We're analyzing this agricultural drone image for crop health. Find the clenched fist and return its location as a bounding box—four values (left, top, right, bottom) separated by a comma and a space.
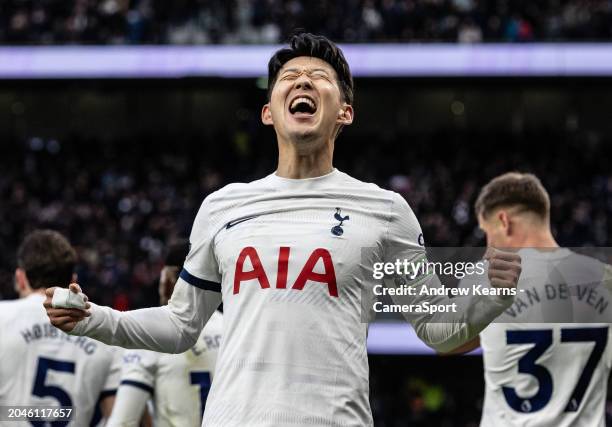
43, 283, 91, 333
485, 248, 522, 289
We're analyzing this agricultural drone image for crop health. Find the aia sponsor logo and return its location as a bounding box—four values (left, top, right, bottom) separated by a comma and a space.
233, 247, 338, 297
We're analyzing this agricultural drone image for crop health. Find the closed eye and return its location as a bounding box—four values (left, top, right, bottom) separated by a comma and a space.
310, 71, 331, 80
280, 73, 300, 80
279, 69, 332, 81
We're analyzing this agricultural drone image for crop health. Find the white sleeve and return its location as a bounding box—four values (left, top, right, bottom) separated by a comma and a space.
68, 196, 223, 353
102, 347, 124, 393
383, 193, 513, 353
105, 385, 150, 427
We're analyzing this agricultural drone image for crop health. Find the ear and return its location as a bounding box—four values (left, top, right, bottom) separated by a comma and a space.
497, 210, 512, 236
14, 268, 29, 294
336, 104, 354, 126
71, 272, 77, 283
261, 103, 273, 126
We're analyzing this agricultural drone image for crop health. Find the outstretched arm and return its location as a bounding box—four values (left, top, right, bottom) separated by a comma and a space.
408, 249, 519, 353
383, 193, 521, 354
44, 194, 224, 353
44, 280, 221, 353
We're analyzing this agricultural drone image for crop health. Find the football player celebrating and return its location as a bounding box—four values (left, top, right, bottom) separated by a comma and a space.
106, 241, 222, 427
44, 33, 521, 426
458, 172, 612, 426
0, 230, 121, 426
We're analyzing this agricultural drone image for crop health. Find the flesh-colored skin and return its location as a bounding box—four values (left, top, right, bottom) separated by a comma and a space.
261, 56, 353, 179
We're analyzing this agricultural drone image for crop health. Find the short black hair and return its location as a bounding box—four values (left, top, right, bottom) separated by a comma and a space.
267, 32, 354, 105
165, 239, 190, 268
17, 230, 77, 289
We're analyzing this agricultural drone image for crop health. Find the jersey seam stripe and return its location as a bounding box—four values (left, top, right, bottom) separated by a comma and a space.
120, 380, 154, 395
180, 269, 221, 292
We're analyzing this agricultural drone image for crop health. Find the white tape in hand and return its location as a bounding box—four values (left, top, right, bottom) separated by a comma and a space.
51, 287, 87, 309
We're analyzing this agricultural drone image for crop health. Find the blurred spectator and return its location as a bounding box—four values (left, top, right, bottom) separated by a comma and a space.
458, 18, 482, 43
2, 0, 612, 45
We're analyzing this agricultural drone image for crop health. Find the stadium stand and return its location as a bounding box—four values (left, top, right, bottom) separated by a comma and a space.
1, 0, 612, 45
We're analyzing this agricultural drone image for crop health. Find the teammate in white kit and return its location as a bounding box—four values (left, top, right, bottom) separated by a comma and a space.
107, 241, 223, 427
0, 230, 121, 427
458, 172, 612, 426
43, 33, 522, 426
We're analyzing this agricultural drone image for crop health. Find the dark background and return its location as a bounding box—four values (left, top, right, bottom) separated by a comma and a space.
2, 0, 611, 44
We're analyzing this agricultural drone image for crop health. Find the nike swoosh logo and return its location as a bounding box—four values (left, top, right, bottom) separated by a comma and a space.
225, 215, 259, 229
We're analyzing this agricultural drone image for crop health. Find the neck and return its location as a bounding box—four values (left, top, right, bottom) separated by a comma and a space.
514, 227, 559, 249
276, 136, 334, 179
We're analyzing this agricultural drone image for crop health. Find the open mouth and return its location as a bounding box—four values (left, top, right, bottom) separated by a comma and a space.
289, 96, 317, 116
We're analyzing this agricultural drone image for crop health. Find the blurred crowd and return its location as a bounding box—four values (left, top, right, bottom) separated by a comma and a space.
0, 128, 610, 308
1, 0, 612, 45
0, 135, 217, 308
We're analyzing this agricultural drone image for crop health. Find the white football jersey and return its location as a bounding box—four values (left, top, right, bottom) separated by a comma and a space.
70, 169, 515, 427
0, 293, 122, 427
475, 249, 612, 426
115, 310, 222, 427
180, 169, 510, 426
